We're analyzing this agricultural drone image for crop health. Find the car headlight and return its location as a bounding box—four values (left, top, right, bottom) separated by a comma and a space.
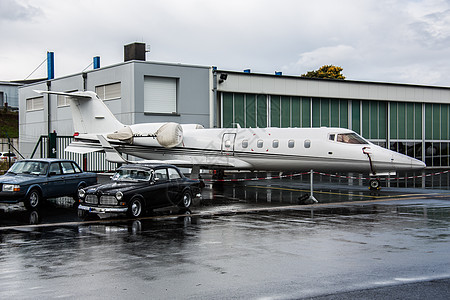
115, 191, 123, 201
2, 184, 20, 192
78, 189, 86, 199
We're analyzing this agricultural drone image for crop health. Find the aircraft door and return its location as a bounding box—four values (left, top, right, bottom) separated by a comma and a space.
221, 133, 236, 156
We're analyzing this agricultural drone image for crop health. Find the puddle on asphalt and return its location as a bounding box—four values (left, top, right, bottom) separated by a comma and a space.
1, 178, 449, 229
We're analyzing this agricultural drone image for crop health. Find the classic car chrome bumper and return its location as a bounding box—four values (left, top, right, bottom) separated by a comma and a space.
78, 204, 128, 214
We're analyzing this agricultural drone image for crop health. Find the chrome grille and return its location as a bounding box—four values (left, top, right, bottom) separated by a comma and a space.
85, 195, 98, 204
100, 195, 118, 205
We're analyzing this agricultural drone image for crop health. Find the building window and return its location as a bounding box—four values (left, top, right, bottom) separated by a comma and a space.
95, 82, 121, 101
57, 95, 69, 107
26, 96, 44, 111
57, 90, 78, 107
144, 76, 177, 114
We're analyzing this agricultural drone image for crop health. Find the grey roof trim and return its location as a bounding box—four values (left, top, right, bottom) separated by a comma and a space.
214, 69, 450, 91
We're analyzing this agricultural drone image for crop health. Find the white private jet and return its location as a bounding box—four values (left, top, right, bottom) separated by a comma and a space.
35, 90, 426, 188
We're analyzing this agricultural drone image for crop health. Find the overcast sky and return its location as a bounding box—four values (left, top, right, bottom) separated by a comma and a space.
1, 0, 450, 86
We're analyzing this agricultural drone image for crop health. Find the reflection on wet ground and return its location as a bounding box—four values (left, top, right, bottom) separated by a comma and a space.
1, 177, 450, 299
1, 176, 450, 227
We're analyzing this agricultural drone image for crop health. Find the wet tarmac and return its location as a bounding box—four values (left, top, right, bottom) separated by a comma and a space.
1, 176, 450, 299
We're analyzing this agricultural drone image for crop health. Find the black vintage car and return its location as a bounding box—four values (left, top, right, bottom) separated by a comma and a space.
78, 164, 203, 218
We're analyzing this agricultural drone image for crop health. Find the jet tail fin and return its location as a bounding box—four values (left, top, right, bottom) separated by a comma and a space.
34, 90, 124, 134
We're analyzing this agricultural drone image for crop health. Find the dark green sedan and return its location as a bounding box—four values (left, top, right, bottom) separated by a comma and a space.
0, 159, 97, 210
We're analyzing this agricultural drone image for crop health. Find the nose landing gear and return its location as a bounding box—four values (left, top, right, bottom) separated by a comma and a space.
363, 146, 382, 191
369, 178, 381, 190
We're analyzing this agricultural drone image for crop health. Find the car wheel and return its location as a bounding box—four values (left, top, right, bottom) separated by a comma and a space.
74, 184, 86, 201
179, 190, 192, 209
25, 189, 41, 210
127, 197, 144, 218
28, 210, 40, 225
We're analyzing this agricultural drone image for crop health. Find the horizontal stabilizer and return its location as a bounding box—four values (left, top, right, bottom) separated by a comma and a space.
97, 135, 129, 164
34, 90, 92, 100
34, 89, 124, 134
65, 144, 102, 154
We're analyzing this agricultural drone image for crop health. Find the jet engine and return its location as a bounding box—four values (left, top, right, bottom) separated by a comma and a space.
154, 122, 183, 148
107, 126, 134, 143
107, 122, 183, 148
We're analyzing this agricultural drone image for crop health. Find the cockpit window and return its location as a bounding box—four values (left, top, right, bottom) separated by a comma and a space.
336, 133, 368, 144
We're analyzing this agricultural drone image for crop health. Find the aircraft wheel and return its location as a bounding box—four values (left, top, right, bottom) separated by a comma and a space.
369, 179, 381, 190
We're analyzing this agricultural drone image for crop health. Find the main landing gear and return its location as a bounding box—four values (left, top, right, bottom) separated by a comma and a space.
212, 169, 225, 181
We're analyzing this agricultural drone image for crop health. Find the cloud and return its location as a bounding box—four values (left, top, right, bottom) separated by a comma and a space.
1, 0, 450, 86
294, 45, 358, 72
0, 0, 41, 22
396, 64, 444, 85
408, 9, 450, 48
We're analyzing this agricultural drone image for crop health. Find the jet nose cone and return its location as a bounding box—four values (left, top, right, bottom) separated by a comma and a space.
391, 151, 426, 171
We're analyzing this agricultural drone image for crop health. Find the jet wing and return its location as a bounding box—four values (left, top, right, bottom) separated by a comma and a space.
132, 159, 196, 167
68, 135, 252, 169
95, 135, 194, 166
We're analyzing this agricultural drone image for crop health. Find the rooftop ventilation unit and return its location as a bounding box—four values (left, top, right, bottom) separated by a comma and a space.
124, 42, 146, 62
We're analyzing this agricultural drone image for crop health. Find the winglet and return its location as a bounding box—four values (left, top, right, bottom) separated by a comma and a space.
97, 135, 130, 164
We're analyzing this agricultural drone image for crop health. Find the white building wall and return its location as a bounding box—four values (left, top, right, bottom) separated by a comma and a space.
18, 61, 211, 158
0, 82, 21, 108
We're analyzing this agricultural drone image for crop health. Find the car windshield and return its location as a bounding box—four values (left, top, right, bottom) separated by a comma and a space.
336, 133, 368, 144
8, 161, 49, 175
112, 168, 152, 182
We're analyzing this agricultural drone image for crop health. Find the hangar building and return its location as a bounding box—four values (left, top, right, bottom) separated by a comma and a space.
215, 70, 450, 169
18, 43, 450, 170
